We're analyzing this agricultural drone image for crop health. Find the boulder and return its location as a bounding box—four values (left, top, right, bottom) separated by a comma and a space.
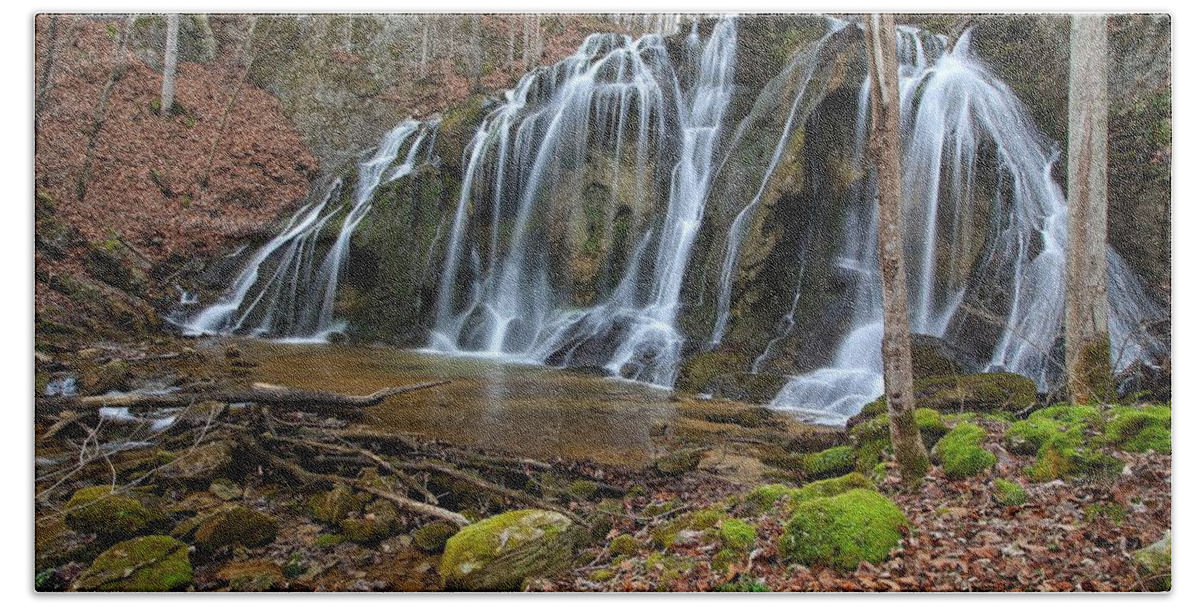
217, 559, 286, 592
931, 422, 997, 479
159, 441, 233, 482
63, 486, 168, 541
654, 448, 705, 475
778, 488, 908, 571
192, 506, 278, 553
1133, 530, 1171, 591
71, 535, 192, 591
440, 509, 579, 591
413, 521, 459, 553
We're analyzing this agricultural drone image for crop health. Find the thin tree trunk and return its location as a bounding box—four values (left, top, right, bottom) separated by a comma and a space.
1065, 14, 1115, 404
419, 22, 430, 78
35, 14, 61, 135
199, 16, 263, 191
469, 14, 483, 93
864, 13, 929, 483
507, 15, 516, 68
77, 15, 133, 202
160, 14, 180, 117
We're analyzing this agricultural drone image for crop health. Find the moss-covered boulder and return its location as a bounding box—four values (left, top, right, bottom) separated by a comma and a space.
1002, 404, 1124, 481
71, 535, 192, 591
654, 448, 705, 475
931, 422, 997, 479
340, 498, 402, 543
217, 559, 286, 592
63, 486, 168, 541
1133, 530, 1171, 591
778, 489, 908, 571
159, 441, 233, 483
1105, 405, 1171, 453
440, 509, 579, 591
800, 445, 856, 481
911, 372, 1038, 414
309, 483, 369, 524
718, 519, 757, 552
192, 506, 278, 553
413, 521, 459, 553
80, 359, 131, 395
787, 472, 873, 506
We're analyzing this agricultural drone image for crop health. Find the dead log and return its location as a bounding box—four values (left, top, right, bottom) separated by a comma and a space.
35, 380, 450, 419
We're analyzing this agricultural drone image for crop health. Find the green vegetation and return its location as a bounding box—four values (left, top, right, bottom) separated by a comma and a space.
992, 479, 1027, 506
71, 536, 192, 592
932, 423, 997, 479
1105, 405, 1171, 453
718, 519, 757, 552
800, 445, 856, 480
779, 489, 908, 571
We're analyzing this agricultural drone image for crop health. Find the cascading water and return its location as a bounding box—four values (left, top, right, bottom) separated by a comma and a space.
429, 18, 738, 387
766, 27, 1166, 423
182, 119, 437, 340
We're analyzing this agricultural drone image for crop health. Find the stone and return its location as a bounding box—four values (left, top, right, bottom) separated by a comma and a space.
71, 535, 192, 591
1133, 530, 1171, 591
193, 506, 278, 553
63, 486, 168, 541
217, 559, 286, 592
440, 509, 579, 591
654, 448, 705, 475
412, 521, 458, 553
931, 423, 997, 479
159, 441, 233, 482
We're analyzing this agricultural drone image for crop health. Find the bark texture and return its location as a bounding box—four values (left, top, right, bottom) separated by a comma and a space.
865, 13, 929, 483
160, 14, 180, 117
1065, 14, 1116, 404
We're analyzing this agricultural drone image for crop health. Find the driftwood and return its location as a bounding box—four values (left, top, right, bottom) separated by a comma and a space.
36, 381, 450, 419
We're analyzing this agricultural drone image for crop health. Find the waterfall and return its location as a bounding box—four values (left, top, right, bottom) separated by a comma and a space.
429, 17, 738, 387
182, 119, 437, 340
766, 27, 1166, 423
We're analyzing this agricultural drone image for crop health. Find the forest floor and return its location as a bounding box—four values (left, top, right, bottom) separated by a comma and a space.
33, 336, 1171, 593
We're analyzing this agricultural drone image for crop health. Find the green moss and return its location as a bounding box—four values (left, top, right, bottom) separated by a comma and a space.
340, 498, 401, 543
854, 438, 891, 474
1030, 403, 1103, 426
71, 535, 192, 592
718, 519, 757, 552
992, 479, 1027, 506
1133, 531, 1171, 591
800, 445, 856, 481
1028, 432, 1122, 482
63, 486, 166, 541
314, 534, 345, 549
676, 351, 750, 394
566, 480, 599, 500
779, 489, 909, 571
915, 408, 949, 446
932, 423, 996, 479
1105, 405, 1171, 453
441, 509, 577, 591
608, 533, 639, 557
787, 472, 873, 508
1004, 417, 1069, 455
1084, 502, 1126, 526
742, 484, 791, 514
912, 372, 1038, 413
641, 498, 681, 518
193, 506, 278, 553
309, 483, 367, 524
714, 579, 771, 592
651, 505, 725, 549
588, 568, 615, 582
413, 521, 459, 553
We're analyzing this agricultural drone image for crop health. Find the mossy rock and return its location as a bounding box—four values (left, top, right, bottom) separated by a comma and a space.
71, 535, 192, 591
193, 506, 278, 553
779, 489, 908, 571
911, 372, 1037, 414
992, 479, 1027, 506
608, 533, 639, 557
340, 498, 402, 543
413, 521, 459, 553
217, 559, 285, 592
440, 509, 579, 591
63, 486, 168, 541
931, 423, 997, 479
309, 483, 368, 524
1133, 530, 1171, 591
800, 445, 856, 481
654, 448, 704, 475
719, 519, 757, 552
1105, 405, 1171, 453
742, 483, 792, 514
1003, 416, 1069, 456
915, 408, 950, 446
651, 505, 726, 549
1028, 433, 1123, 482
565, 480, 599, 500
851, 408, 947, 449
79, 359, 131, 395
787, 472, 873, 508
159, 441, 233, 482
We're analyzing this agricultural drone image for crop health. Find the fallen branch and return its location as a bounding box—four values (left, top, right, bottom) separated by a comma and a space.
36, 380, 451, 418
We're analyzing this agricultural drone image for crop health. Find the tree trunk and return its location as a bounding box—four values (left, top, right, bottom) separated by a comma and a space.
1065, 14, 1115, 404
469, 14, 483, 93
160, 13, 180, 117
34, 14, 61, 136
199, 16, 262, 191
77, 15, 133, 201
864, 13, 929, 483
419, 22, 430, 78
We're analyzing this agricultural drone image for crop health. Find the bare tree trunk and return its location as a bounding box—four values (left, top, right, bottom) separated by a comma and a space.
77, 15, 133, 201
160, 13, 180, 117
419, 22, 430, 78
864, 13, 929, 483
35, 14, 61, 135
199, 16, 263, 191
469, 14, 483, 93
507, 14, 516, 68
1065, 14, 1115, 404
